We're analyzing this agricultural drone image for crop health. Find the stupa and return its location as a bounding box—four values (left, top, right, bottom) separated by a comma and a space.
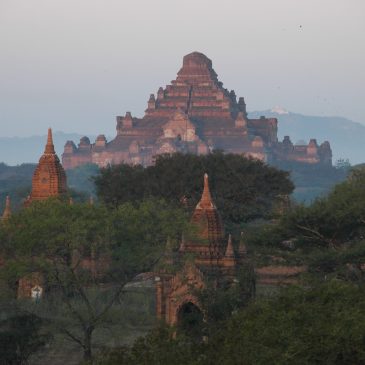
26, 128, 67, 204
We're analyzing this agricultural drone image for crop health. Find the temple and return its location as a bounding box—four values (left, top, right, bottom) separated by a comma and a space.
155, 174, 245, 326
62, 52, 332, 169
26, 128, 67, 205
18, 129, 68, 298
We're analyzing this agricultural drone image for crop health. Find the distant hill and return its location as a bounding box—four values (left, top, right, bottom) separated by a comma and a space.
0, 132, 95, 166
249, 109, 365, 165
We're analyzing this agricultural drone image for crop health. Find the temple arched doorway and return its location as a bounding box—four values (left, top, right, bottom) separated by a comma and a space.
177, 302, 204, 339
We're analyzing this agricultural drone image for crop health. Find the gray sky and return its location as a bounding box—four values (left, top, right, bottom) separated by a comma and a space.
0, 0, 364, 137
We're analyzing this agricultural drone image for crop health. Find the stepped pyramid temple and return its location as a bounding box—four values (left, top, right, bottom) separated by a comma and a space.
25, 128, 67, 205
62, 52, 332, 169
155, 174, 247, 326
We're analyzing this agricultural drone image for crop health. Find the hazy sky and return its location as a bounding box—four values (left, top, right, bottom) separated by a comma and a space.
0, 0, 364, 138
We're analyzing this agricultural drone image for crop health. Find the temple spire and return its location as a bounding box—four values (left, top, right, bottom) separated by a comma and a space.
44, 128, 55, 154
191, 173, 224, 247
225, 234, 234, 258
2, 196, 11, 220
199, 173, 214, 208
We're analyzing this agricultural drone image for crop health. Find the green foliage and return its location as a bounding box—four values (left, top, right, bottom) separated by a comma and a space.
242, 168, 365, 281
211, 281, 365, 365
305, 240, 365, 282
92, 326, 204, 365
1, 199, 188, 279
278, 169, 365, 248
95, 281, 365, 365
0, 198, 188, 361
198, 264, 256, 327
112, 199, 189, 275
0, 312, 50, 365
0, 163, 35, 212
94, 152, 294, 228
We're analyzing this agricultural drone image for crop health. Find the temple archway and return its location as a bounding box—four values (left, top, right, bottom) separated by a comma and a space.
176, 301, 204, 339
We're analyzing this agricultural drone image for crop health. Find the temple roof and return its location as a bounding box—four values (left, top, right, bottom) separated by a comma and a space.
175, 52, 219, 86
183, 52, 213, 68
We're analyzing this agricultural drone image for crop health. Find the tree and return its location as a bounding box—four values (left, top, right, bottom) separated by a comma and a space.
278, 168, 365, 248
209, 281, 365, 365
91, 326, 204, 365
197, 264, 256, 331
93, 281, 365, 365
94, 152, 294, 227
0, 199, 188, 361
0, 312, 49, 365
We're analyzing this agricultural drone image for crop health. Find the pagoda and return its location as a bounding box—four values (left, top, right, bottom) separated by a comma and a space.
155, 174, 243, 326
26, 128, 67, 204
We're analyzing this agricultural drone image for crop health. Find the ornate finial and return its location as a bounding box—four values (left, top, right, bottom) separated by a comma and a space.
2, 196, 11, 220
200, 173, 213, 208
239, 232, 247, 256
45, 128, 55, 154
225, 234, 234, 258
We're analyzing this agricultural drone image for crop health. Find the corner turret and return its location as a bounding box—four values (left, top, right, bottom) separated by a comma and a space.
225, 234, 235, 258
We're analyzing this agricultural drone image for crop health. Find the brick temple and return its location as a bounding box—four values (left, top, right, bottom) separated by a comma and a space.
25, 128, 67, 205
155, 174, 247, 326
62, 52, 332, 169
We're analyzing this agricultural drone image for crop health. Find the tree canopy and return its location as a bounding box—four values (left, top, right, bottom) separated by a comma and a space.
0, 198, 189, 361
93, 281, 365, 365
274, 167, 365, 248
94, 152, 294, 227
